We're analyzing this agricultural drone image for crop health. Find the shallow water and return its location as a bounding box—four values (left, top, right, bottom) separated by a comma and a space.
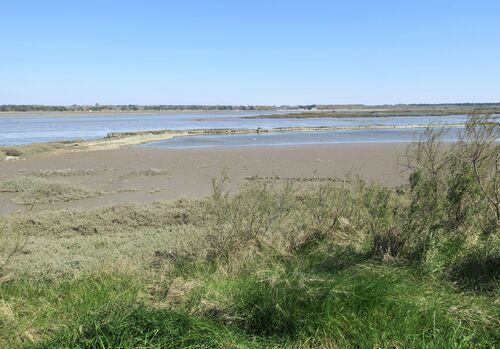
0, 111, 468, 146
140, 127, 463, 149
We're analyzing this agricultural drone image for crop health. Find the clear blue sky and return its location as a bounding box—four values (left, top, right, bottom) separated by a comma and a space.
1, 0, 499, 105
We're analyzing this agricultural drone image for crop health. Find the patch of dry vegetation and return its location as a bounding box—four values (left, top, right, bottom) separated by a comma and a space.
0, 177, 103, 205
1, 200, 205, 279
0, 219, 25, 281
30, 168, 108, 177
0, 141, 80, 159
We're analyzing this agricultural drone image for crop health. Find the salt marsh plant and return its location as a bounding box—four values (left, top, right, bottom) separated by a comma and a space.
0, 176, 103, 205
0, 217, 25, 280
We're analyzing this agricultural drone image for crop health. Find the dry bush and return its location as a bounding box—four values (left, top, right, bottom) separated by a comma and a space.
287, 180, 367, 251
202, 176, 297, 262
164, 174, 374, 270
0, 141, 78, 158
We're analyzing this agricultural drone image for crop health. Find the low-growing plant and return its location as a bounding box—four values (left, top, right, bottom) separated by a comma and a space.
0, 218, 25, 280
0, 176, 102, 205
1, 147, 22, 157
36, 304, 259, 349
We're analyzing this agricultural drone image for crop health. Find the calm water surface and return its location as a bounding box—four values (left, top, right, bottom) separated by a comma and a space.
140, 127, 463, 149
0, 111, 469, 146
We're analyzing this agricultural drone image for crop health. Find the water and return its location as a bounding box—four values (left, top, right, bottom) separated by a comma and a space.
0, 111, 469, 146
140, 127, 463, 149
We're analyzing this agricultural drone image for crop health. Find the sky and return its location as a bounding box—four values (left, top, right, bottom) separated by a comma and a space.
0, 0, 499, 105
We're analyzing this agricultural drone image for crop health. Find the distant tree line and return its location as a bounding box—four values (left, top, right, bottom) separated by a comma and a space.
1, 103, 498, 113
0, 104, 281, 112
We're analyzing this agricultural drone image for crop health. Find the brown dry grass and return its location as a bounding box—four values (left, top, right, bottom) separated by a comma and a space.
0, 177, 103, 205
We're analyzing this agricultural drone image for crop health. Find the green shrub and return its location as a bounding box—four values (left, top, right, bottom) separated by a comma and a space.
374, 115, 499, 281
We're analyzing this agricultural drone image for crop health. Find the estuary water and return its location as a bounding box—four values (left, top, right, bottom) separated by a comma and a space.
140, 127, 463, 149
0, 111, 469, 146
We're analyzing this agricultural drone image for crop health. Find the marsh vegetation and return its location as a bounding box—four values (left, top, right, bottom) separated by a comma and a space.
0, 115, 498, 348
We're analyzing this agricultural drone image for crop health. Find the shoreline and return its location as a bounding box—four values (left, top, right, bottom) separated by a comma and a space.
0, 123, 466, 158
245, 110, 500, 119
0, 109, 280, 115
0, 142, 408, 214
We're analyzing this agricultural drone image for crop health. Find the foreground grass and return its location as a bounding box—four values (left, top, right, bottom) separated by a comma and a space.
0, 272, 261, 348
1, 261, 498, 348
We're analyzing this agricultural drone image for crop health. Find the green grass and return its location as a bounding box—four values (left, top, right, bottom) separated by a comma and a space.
0, 271, 261, 348
34, 306, 261, 349
0, 272, 141, 348
1, 261, 497, 348
172, 251, 498, 347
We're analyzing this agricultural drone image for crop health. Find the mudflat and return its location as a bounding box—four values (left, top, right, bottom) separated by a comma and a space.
0, 143, 406, 214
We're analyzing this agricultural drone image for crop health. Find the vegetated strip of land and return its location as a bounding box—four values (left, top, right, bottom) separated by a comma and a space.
245, 106, 500, 119
0, 123, 467, 159
1, 102, 499, 113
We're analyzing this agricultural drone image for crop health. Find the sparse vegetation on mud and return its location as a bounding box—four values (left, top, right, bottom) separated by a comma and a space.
0, 177, 103, 205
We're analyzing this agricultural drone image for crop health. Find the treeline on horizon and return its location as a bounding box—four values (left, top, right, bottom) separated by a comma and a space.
1, 102, 500, 112
0, 104, 276, 112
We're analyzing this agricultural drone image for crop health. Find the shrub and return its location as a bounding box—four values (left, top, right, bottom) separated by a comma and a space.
2, 148, 22, 157
374, 114, 499, 285
202, 176, 296, 263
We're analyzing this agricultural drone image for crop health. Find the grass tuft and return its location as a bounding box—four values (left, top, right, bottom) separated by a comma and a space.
0, 177, 102, 205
